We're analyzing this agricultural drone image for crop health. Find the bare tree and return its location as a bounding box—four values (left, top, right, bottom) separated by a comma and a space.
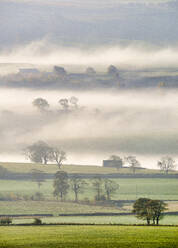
70, 176, 86, 202
53, 171, 69, 201
104, 179, 119, 200
157, 156, 176, 174
92, 177, 104, 201
32, 98, 49, 112
125, 156, 140, 174
51, 148, 66, 169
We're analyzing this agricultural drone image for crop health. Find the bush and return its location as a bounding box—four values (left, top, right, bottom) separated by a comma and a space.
32, 192, 44, 201
0, 217, 12, 225
33, 218, 42, 225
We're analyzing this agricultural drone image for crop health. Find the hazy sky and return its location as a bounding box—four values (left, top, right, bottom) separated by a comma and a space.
1, 0, 178, 49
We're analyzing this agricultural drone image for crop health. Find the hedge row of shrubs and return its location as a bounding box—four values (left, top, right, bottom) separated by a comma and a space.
0, 192, 44, 201
0, 217, 43, 225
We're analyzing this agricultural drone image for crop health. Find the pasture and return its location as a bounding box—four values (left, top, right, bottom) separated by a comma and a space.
0, 162, 172, 174
0, 178, 178, 201
0, 226, 178, 248
11, 214, 178, 225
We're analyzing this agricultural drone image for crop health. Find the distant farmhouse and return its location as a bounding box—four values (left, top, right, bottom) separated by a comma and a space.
103, 159, 123, 168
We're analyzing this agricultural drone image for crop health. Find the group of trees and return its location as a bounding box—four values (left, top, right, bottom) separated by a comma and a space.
108, 155, 140, 173
133, 198, 167, 225
157, 156, 176, 174
109, 154, 176, 174
25, 141, 66, 168
53, 65, 119, 78
53, 171, 119, 202
32, 96, 79, 113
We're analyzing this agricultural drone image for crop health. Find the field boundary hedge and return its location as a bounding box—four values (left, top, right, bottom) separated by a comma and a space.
0, 212, 177, 218
1, 172, 178, 180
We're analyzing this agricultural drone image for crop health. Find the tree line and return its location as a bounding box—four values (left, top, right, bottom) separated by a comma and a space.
32, 96, 80, 113
107, 154, 177, 174
53, 171, 119, 202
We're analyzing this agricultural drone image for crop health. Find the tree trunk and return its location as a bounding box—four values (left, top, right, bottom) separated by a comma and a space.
156, 217, 159, 225
75, 191, 78, 202
152, 218, 155, 225
147, 218, 150, 225
43, 157, 48, 165
57, 162, 62, 169
106, 191, 110, 201
60, 192, 63, 201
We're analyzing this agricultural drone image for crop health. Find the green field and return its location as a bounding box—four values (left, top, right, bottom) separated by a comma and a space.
0, 201, 125, 215
11, 215, 178, 225
0, 226, 178, 248
0, 178, 177, 201
0, 162, 174, 174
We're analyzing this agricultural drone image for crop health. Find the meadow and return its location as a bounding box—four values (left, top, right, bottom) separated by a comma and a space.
0, 162, 173, 174
0, 178, 177, 201
12, 214, 178, 225
0, 226, 178, 248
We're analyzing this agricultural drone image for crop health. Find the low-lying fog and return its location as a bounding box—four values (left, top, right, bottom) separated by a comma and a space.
0, 88, 177, 169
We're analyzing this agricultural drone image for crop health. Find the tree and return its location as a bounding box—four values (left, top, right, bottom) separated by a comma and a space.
31, 169, 45, 190
53, 66, 67, 77
92, 177, 104, 201
157, 156, 176, 174
69, 96, 78, 109
149, 200, 167, 225
32, 98, 49, 112
107, 65, 119, 78
86, 67, 96, 76
125, 156, 140, 174
104, 179, 119, 200
133, 198, 153, 225
133, 198, 167, 225
50, 148, 66, 169
59, 98, 69, 111
25, 141, 53, 165
109, 155, 123, 170
53, 171, 69, 201
70, 176, 86, 202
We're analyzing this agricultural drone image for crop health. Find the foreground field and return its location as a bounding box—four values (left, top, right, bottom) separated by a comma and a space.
0, 226, 178, 248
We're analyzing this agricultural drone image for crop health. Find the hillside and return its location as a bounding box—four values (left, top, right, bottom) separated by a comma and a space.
0, 162, 176, 175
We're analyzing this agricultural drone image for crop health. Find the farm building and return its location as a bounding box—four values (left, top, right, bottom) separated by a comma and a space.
103, 159, 123, 168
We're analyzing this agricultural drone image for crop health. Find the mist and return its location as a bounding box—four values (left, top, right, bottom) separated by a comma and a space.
0, 88, 177, 168
1, 41, 178, 75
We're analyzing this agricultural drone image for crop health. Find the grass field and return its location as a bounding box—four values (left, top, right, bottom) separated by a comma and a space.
0, 201, 125, 215
11, 215, 178, 225
0, 200, 177, 215
0, 178, 177, 201
0, 226, 178, 248
0, 161, 174, 174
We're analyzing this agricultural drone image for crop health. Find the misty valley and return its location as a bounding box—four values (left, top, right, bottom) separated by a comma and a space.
0, 1, 178, 247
